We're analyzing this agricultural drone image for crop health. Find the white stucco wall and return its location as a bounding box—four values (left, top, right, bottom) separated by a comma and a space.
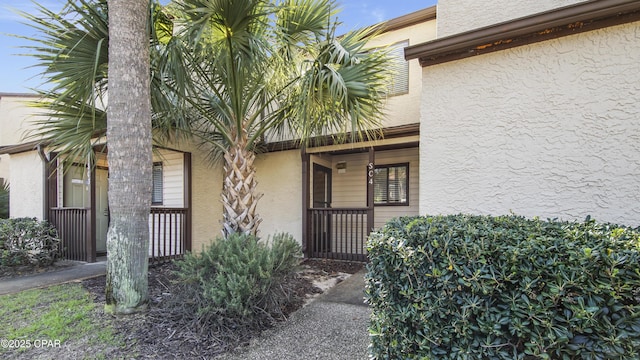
0, 93, 42, 185
436, 0, 586, 37
255, 150, 302, 243
420, 21, 640, 227
8, 151, 44, 219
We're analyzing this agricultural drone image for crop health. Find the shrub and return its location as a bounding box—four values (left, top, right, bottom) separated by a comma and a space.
366, 214, 640, 360
171, 232, 302, 333
0, 217, 60, 268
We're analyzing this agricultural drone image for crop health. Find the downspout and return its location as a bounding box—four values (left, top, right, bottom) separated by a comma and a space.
37, 144, 49, 221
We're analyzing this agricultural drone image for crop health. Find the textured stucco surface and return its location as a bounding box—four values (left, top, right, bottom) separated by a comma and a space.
437, 0, 586, 37
255, 150, 302, 243
9, 151, 44, 219
420, 22, 640, 226
0, 94, 42, 186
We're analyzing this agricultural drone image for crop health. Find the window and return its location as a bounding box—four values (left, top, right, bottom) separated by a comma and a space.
152, 162, 163, 205
373, 163, 409, 205
388, 40, 409, 96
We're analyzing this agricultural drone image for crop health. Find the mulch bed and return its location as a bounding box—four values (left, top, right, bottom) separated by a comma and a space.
80, 258, 364, 359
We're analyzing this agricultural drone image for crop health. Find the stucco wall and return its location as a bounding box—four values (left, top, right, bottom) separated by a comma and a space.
436, 0, 586, 37
162, 139, 224, 252
420, 21, 640, 227
0, 93, 42, 185
8, 151, 44, 219
254, 150, 302, 243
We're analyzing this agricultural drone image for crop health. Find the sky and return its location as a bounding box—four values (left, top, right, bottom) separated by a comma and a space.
0, 1, 437, 94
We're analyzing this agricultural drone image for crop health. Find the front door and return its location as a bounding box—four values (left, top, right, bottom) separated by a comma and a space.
95, 169, 108, 254
312, 164, 332, 253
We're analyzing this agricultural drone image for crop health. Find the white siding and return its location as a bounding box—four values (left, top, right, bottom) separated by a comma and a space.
420, 21, 640, 227
153, 150, 184, 207
437, 0, 586, 38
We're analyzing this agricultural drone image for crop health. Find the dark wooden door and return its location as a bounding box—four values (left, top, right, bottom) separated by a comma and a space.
312, 164, 332, 253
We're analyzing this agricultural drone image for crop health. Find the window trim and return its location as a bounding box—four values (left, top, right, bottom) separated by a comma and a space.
371, 162, 410, 206
152, 162, 163, 205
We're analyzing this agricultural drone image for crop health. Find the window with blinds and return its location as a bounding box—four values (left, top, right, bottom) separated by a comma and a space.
152, 162, 163, 205
373, 163, 409, 206
388, 40, 409, 96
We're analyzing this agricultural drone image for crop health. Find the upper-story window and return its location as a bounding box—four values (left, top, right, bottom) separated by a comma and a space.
388, 40, 409, 96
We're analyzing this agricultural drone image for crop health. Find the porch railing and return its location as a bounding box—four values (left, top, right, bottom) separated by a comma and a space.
149, 207, 189, 264
48, 207, 190, 263
49, 208, 91, 262
307, 208, 370, 262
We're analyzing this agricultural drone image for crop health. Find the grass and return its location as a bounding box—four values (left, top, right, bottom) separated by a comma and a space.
0, 283, 121, 358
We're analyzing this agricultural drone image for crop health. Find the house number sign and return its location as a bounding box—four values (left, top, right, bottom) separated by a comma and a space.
368, 163, 374, 184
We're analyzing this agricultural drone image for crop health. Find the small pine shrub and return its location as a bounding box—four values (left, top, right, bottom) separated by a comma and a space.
0, 217, 60, 268
366, 214, 640, 360
172, 232, 302, 333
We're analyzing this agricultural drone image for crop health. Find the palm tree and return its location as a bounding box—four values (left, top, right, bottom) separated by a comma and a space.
19, 0, 392, 239
18, 0, 174, 314
104, 0, 153, 314
173, 0, 392, 236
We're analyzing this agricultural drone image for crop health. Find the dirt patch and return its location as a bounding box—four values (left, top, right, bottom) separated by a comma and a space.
78, 259, 365, 359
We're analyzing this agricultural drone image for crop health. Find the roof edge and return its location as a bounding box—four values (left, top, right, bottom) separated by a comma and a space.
0, 140, 42, 155
377, 6, 437, 33
406, 0, 640, 66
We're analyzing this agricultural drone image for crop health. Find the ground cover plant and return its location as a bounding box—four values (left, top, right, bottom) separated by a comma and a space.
366, 214, 640, 359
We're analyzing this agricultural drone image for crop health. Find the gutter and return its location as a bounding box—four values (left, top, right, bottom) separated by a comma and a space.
405, 0, 640, 66
37, 144, 50, 221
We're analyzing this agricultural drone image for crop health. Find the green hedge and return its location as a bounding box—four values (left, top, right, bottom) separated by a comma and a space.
0, 217, 60, 267
366, 214, 640, 359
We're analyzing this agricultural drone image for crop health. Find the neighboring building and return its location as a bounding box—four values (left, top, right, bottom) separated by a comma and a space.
406, 0, 640, 227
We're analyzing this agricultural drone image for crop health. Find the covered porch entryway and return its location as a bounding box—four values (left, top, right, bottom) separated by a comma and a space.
301, 124, 420, 261
44, 147, 192, 263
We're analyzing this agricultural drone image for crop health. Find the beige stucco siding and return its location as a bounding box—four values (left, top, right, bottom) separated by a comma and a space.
420, 21, 640, 226
255, 150, 302, 242
436, 0, 586, 37
176, 142, 223, 252
8, 151, 44, 219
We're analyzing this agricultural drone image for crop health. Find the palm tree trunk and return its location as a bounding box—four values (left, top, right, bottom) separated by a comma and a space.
105, 0, 151, 314
221, 142, 263, 237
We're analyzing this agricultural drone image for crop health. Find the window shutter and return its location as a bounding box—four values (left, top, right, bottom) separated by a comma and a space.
389, 41, 409, 95
152, 162, 163, 205
373, 168, 388, 204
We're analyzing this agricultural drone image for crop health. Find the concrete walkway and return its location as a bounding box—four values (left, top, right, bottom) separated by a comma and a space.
0, 261, 106, 295
219, 268, 371, 360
